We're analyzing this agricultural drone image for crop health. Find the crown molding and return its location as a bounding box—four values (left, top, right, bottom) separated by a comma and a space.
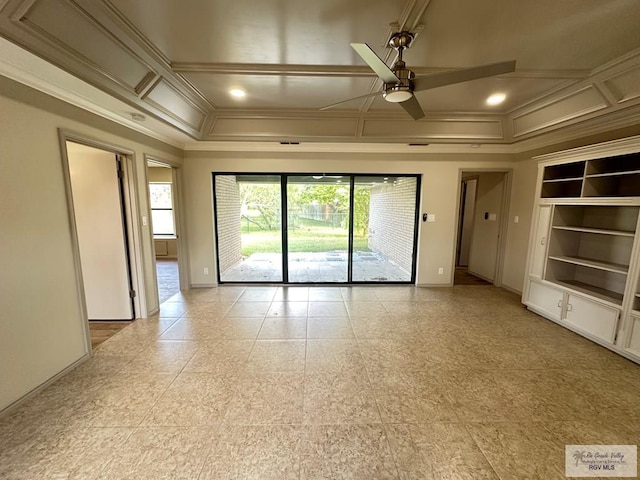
0, 36, 189, 148
183, 140, 514, 155
3, 33, 640, 157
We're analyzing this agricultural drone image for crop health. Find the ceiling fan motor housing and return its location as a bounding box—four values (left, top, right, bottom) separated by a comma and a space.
384, 65, 414, 103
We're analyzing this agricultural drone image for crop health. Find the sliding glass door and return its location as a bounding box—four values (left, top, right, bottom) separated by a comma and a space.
287, 175, 350, 282
213, 173, 419, 284
214, 175, 283, 282
352, 176, 418, 282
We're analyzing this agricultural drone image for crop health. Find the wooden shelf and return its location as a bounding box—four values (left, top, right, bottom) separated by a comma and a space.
548, 255, 629, 274
552, 279, 624, 305
586, 169, 640, 179
552, 225, 635, 237
543, 177, 584, 183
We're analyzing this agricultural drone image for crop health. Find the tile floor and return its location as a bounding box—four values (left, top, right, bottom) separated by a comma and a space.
156, 258, 180, 304
1, 285, 639, 479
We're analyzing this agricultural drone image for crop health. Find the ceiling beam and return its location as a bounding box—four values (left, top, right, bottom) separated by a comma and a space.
171, 62, 588, 80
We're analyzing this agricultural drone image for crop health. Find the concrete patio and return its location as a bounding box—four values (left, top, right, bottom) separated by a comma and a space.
220, 251, 411, 283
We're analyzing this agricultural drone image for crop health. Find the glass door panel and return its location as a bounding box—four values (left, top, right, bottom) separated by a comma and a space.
352, 176, 418, 282
214, 175, 283, 282
286, 175, 350, 282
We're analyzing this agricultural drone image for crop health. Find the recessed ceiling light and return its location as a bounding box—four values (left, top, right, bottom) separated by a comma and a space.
486, 93, 506, 106
230, 89, 246, 98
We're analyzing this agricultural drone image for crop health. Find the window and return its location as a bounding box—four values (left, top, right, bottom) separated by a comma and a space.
149, 183, 175, 235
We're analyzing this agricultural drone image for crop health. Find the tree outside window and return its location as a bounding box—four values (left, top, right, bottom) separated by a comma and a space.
149, 183, 175, 235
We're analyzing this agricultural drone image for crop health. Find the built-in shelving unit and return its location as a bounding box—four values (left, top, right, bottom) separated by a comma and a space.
541, 152, 640, 199
544, 205, 638, 306
524, 136, 640, 364
541, 160, 585, 198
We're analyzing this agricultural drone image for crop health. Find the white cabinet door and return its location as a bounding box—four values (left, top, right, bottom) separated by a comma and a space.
530, 205, 552, 278
527, 280, 564, 321
564, 294, 619, 343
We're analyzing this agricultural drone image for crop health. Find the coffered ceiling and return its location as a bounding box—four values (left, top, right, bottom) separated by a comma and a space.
1, 0, 640, 146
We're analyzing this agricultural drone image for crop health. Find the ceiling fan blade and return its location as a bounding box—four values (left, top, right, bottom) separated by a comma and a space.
351, 43, 399, 84
319, 90, 383, 110
399, 95, 425, 120
413, 60, 516, 92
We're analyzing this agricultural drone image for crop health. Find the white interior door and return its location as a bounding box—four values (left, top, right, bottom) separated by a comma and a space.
67, 142, 133, 320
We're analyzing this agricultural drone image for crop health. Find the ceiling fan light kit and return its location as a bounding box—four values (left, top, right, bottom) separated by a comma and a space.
322, 30, 516, 121
383, 86, 413, 103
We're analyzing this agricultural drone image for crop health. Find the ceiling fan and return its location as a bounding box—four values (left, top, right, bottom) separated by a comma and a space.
321, 31, 516, 120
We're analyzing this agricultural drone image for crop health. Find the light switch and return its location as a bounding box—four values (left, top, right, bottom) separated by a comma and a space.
426, 214, 436, 223
488, 213, 497, 221
514, 216, 519, 223
142, 215, 148, 226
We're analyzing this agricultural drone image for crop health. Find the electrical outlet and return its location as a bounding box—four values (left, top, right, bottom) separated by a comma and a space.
203, 267, 209, 275
514, 215, 519, 223
438, 267, 444, 275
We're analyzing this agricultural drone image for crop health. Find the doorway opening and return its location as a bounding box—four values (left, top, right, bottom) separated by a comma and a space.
63, 139, 143, 348
65, 141, 135, 320
454, 171, 510, 286
213, 173, 420, 284
147, 160, 182, 305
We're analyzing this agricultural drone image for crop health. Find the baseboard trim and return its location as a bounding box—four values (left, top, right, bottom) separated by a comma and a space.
190, 283, 218, 288
0, 353, 90, 418
500, 284, 523, 296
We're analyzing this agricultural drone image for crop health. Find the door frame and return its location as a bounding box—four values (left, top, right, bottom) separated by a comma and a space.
453, 168, 512, 286
144, 156, 188, 308
212, 172, 421, 284
456, 175, 479, 267
59, 130, 146, 351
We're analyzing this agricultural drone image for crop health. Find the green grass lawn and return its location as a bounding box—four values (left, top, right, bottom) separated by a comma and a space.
240, 226, 370, 256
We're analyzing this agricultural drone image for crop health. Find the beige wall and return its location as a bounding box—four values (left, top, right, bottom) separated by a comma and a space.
154, 238, 178, 258
0, 76, 182, 412
501, 159, 538, 290
182, 151, 526, 289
